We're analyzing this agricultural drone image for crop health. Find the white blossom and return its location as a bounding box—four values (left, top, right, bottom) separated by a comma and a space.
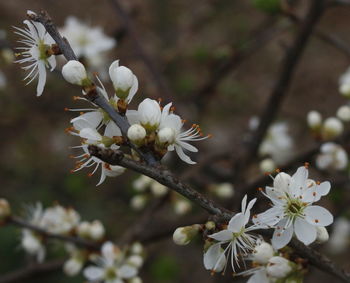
259, 158, 276, 173
307, 110, 322, 129
173, 199, 191, 215
339, 67, 350, 98
323, 117, 344, 139
253, 166, 333, 249
327, 217, 350, 254
62, 60, 89, 86
259, 122, 293, 165
210, 183, 234, 199
266, 256, 292, 278
63, 257, 84, 276
109, 60, 138, 102
127, 124, 146, 144
130, 195, 148, 210
204, 195, 259, 272
150, 181, 168, 197
252, 241, 274, 264
89, 220, 106, 241
316, 142, 348, 171
14, 12, 56, 96
60, 16, 115, 58
83, 242, 140, 283
337, 105, 350, 122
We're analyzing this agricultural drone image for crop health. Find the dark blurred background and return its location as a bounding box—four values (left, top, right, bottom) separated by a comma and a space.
0, 0, 349, 282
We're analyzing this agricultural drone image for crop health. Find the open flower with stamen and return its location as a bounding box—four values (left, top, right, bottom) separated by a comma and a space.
83, 242, 140, 283
253, 166, 334, 249
14, 11, 56, 96
158, 103, 210, 164
204, 195, 259, 273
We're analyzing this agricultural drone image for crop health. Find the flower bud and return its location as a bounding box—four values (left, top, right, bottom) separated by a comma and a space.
259, 158, 276, 173
150, 182, 168, 197
129, 277, 142, 283
109, 60, 138, 101
127, 255, 144, 268
205, 221, 216, 230
89, 220, 105, 241
63, 257, 83, 276
252, 241, 274, 264
127, 124, 146, 145
62, 60, 89, 86
0, 199, 10, 219
173, 224, 201, 245
157, 127, 176, 144
138, 98, 162, 131
323, 117, 344, 139
307, 111, 322, 129
266, 256, 292, 279
173, 199, 191, 215
316, 226, 329, 243
77, 221, 91, 238
337, 105, 350, 122
211, 183, 234, 199
130, 242, 143, 255
339, 83, 350, 98
130, 195, 147, 210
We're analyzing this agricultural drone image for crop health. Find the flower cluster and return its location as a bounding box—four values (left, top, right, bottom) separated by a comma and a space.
63, 59, 209, 184
83, 241, 144, 283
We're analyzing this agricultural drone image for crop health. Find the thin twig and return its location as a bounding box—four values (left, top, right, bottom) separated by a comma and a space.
27, 10, 157, 165
0, 259, 64, 283
9, 216, 100, 250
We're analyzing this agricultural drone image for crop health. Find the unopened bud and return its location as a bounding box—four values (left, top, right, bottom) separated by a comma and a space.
0, 199, 10, 219
339, 83, 350, 98
259, 158, 276, 173
266, 256, 292, 279
130, 195, 147, 210
129, 277, 142, 283
205, 221, 216, 230
337, 105, 350, 122
127, 255, 144, 268
130, 242, 143, 255
62, 60, 89, 86
173, 199, 191, 215
150, 182, 168, 197
253, 241, 274, 264
127, 124, 146, 145
173, 224, 201, 245
211, 183, 234, 199
77, 221, 91, 238
89, 220, 105, 241
109, 60, 138, 100
157, 127, 175, 144
307, 111, 322, 129
316, 226, 329, 243
63, 257, 83, 276
323, 117, 344, 139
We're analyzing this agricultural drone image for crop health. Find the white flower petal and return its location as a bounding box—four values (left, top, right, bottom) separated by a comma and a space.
294, 218, 317, 245
119, 264, 137, 279
203, 243, 226, 272
36, 61, 46, 96
271, 219, 293, 249
83, 266, 104, 281
304, 205, 333, 226
227, 213, 245, 233
209, 229, 232, 242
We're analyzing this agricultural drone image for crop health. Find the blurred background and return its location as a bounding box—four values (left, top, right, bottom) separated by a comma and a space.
0, 0, 349, 282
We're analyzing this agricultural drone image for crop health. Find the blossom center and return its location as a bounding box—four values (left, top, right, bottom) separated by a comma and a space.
285, 198, 305, 219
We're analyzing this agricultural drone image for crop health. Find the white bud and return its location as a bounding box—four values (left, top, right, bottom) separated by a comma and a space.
129, 277, 143, 283
127, 255, 144, 268
316, 226, 329, 243
62, 60, 88, 86
212, 183, 234, 199
337, 105, 350, 122
63, 257, 83, 276
133, 175, 152, 192
307, 111, 322, 129
157, 127, 176, 144
323, 117, 344, 139
252, 241, 274, 264
339, 83, 350, 98
205, 221, 216, 230
150, 182, 168, 197
173, 225, 201, 245
127, 124, 146, 144
130, 242, 143, 255
130, 195, 147, 210
138, 98, 162, 130
259, 158, 276, 173
0, 199, 10, 218
266, 256, 292, 279
77, 221, 91, 238
173, 199, 191, 215
89, 220, 105, 241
